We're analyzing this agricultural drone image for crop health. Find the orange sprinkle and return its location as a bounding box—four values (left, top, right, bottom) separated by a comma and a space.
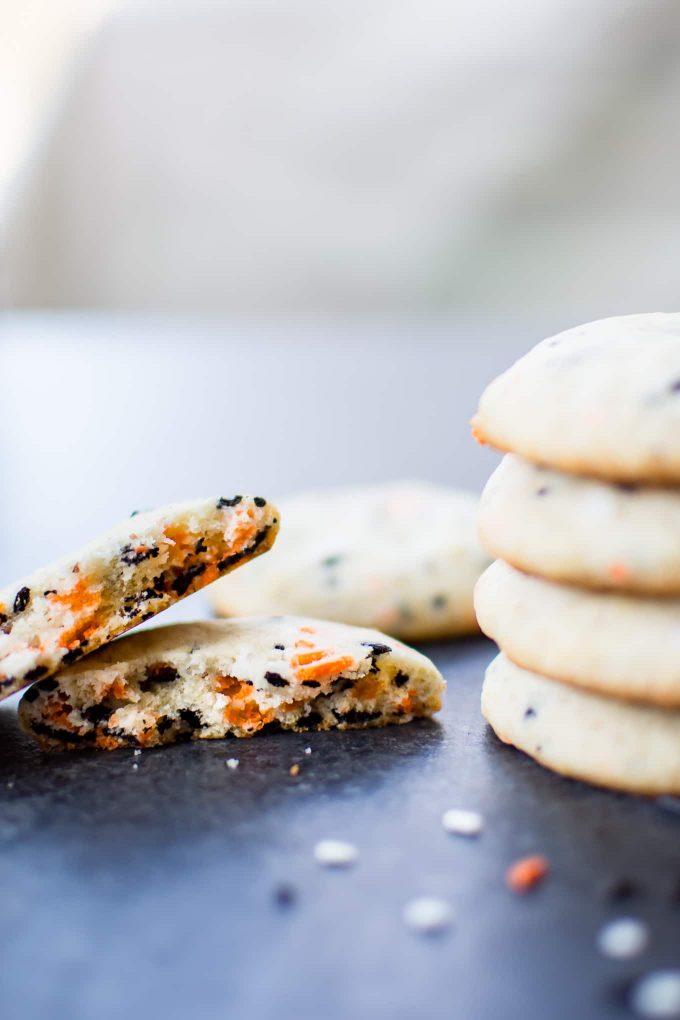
295, 655, 354, 683
300, 626, 316, 634
47, 577, 100, 615
289, 764, 300, 777
506, 854, 549, 893
292, 650, 326, 667
294, 640, 316, 650
470, 420, 488, 446
609, 562, 631, 583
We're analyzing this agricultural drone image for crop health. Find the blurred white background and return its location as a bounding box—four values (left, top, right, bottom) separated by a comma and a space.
2, 0, 680, 323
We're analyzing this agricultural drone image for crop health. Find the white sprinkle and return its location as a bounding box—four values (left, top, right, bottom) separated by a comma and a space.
631, 971, 680, 1018
442, 808, 484, 837
313, 839, 359, 868
597, 917, 649, 959
132, 763, 139, 771
133, 749, 142, 757
403, 897, 452, 934
226, 758, 239, 770
304, 747, 312, 755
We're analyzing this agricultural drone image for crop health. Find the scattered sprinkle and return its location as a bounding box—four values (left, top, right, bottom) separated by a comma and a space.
273, 883, 298, 908
442, 808, 484, 837
132, 763, 139, 771
304, 747, 312, 755
289, 764, 300, 777
133, 749, 142, 757
597, 918, 649, 959
313, 839, 359, 868
403, 897, 452, 934
226, 758, 240, 770
506, 854, 549, 893
630, 970, 680, 1018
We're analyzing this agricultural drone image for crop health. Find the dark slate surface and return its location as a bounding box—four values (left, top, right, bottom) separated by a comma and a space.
0, 637, 679, 1020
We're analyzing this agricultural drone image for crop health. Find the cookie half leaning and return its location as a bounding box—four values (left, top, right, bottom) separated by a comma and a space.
482, 653, 680, 795
0, 497, 279, 701
18, 617, 445, 751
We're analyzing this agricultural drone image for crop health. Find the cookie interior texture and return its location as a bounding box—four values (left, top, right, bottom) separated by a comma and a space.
482, 653, 680, 795
19, 617, 445, 751
0, 497, 279, 701
211, 482, 488, 640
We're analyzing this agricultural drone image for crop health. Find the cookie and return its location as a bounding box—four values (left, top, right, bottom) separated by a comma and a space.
482, 653, 680, 795
0, 496, 279, 701
475, 560, 680, 706
472, 313, 680, 482
210, 482, 488, 640
18, 616, 445, 750
478, 455, 680, 593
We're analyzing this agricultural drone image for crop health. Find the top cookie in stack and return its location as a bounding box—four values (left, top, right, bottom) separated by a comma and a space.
471, 313, 680, 795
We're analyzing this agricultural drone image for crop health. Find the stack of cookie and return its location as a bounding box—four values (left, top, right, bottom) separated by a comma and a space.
471, 313, 680, 795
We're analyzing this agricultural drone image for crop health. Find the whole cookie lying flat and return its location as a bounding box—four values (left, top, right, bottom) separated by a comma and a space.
0, 497, 279, 701
210, 482, 488, 640
479, 455, 680, 593
475, 560, 680, 706
482, 653, 680, 795
472, 313, 680, 483
18, 616, 445, 750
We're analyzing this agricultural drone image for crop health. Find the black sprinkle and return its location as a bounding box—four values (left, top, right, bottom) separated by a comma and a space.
300, 710, 323, 729
254, 497, 266, 507
43, 590, 57, 597
524, 707, 536, 719
334, 708, 381, 725
22, 686, 41, 703
265, 672, 289, 688
274, 644, 285, 651
13, 587, 30, 614
120, 544, 159, 566
179, 709, 203, 730
273, 883, 298, 908
536, 487, 550, 497
321, 555, 342, 568
144, 663, 180, 686
62, 647, 84, 666
83, 703, 111, 725
195, 537, 208, 554
217, 526, 271, 571
141, 612, 154, 622
29, 721, 95, 745
25, 665, 49, 682
0, 613, 6, 626
393, 671, 409, 688
431, 595, 447, 610
171, 562, 207, 596
605, 877, 641, 903
302, 680, 321, 688
361, 642, 392, 657
217, 496, 242, 508
156, 717, 174, 734
36, 677, 59, 693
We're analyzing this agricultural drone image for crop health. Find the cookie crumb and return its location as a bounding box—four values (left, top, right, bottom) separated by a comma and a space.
597, 918, 649, 959
506, 854, 549, 893
442, 808, 483, 837
289, 764, 300, 777
403, 897, 452, 934
630, 970, 680, 1018
226, 758, 240, 770
313, 839, 359, 868
133, 749, 142, 757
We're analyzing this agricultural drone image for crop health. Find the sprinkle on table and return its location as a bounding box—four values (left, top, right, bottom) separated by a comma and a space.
304, 747, 312, 755
313, 839, 359, 868
289, 764, 300, 777
597, 917, 649, 959
225, 758, 240, 770
630, 970, 680, 1018
403, 897, 453, 935
506, 854, 549, 893
442, 808, 484, 837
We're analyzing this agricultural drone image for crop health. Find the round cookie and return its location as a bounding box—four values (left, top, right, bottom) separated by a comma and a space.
19, 616, 445, 751
475, 560, 680, 706
482, 653, 680, 795
472, 313, 680, 483
210, 482, 489, 641
479, 455, 680, 593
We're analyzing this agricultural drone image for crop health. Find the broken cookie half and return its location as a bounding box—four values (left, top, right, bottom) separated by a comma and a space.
19, 617, 445, 750
0, 496, 279, 702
